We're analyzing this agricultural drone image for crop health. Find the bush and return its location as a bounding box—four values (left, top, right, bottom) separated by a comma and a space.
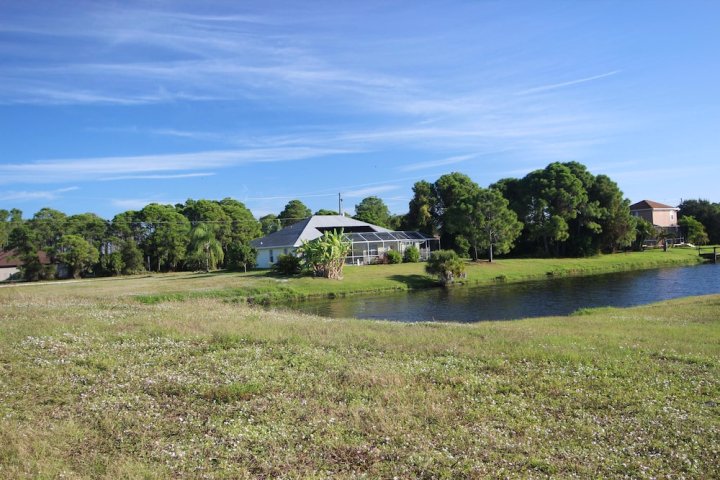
403, 245, 420, 263
297, 229, 351, 279
425, 250, 466, 285
386, 250, 402, 264
272, 254, 302, 275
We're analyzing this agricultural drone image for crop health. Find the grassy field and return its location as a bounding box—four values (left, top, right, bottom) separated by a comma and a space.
0, 247, 704, 305
0, 274, 718, 478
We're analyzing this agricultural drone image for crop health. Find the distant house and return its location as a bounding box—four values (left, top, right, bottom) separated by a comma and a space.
0, 249, 70, 281
629, 200, 679, 227
250, 215, 438, 268
629, 200, 682, 246
0, 250, 22, 281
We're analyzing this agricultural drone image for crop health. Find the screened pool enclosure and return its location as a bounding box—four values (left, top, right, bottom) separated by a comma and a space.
344, 231, 439, 265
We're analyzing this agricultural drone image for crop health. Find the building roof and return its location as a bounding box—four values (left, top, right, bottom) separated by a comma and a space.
629, 200, 678, 210
251, 215, 392, 249
0, 249, 52, 268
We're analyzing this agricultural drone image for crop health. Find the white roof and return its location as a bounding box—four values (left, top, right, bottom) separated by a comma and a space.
251, 215, 391, 249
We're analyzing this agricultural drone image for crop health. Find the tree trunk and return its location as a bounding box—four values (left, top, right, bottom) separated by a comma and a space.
489, 243, 494, 263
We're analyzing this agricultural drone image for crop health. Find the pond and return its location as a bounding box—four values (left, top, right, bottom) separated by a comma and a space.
284, 263, 720, 322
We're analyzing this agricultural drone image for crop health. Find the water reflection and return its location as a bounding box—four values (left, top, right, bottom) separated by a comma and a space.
285, 264, 720, 322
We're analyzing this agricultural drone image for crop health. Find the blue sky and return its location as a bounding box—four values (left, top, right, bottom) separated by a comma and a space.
1, 0, 718, 219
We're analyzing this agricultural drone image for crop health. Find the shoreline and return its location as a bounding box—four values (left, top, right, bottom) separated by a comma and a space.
131, 248, 706, 305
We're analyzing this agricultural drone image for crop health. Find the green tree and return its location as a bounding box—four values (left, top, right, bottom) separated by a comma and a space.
524, 163, 587, 256
433, 172, 482, 254
219, 198, 261, 252
120, 240, 145, 274
56, 234, 99, 279
405, 180, 437, 235
314, 209, 338, 215
679, 199, 720, 244
110, 210, 144, 244
102, 251, 124, 276
278, 200, 311, 227
354, 196, 391, 228
226, 243, 256, 272
66, 213, 108, 250
425, 250, 465, 285
260, 214, 281, 235
387, 214, 404, 230
29, 207, 67, 251
679, 216, 710, 245
0, 209, 9, 249
590, 175, 636, 252
181, 199, 231, 247
188, 223, 224, 272
298, 229, 351, 280
474, 189, 523, 262
561, 162, 603, 256
140, 204, 191, 271
633, 218, 655, 251
442, 187, 522, 261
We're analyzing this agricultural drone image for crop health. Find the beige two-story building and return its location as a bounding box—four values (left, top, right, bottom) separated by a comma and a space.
629, 200, 679, 227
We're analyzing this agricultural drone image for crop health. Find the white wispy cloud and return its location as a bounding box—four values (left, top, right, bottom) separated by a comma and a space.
343, 185, 400, 198
102, 172, 216, 181
0, 147, 356, 184
517, 71, 621, 95
398, 154, 478, 172
0, 186, 79, 202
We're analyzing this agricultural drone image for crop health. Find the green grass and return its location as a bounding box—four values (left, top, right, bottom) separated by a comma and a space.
0, 278, 718, 478
1, 248, 704, 306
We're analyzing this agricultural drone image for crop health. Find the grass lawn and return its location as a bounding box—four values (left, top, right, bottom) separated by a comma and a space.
0, 274, 718, 478
1, 247, 704, 305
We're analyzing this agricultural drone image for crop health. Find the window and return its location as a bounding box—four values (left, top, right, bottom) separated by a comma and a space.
269, 249, 274, 263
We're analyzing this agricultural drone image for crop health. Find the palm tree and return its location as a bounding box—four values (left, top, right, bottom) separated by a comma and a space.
190, 224, 224, 272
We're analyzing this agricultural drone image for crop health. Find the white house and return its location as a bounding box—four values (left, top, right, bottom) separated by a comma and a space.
250, 215, 437, 268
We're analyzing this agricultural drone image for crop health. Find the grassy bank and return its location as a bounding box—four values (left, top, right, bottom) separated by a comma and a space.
2, 247, 703, 305
0, 284, 718, 478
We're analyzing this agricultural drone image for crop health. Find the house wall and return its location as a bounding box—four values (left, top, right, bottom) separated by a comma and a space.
651, 209, 678, 227
631, 208, 678, 227
0, 267, 19, 282
256, 247, 296, 269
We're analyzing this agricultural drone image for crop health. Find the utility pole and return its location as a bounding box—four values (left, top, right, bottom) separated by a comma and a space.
338, 193, 343, 216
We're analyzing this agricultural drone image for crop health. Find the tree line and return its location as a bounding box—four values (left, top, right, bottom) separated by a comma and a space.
0, 198, 261, 280
402, 162, 715, 258
2, 161, 718, 281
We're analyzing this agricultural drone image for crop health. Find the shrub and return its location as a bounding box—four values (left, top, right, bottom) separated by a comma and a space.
425, 250, 466, 285
403, 245, 420, 263
386, 250, 402, 264
298, 229, 351, 279
272, 254, 302, 275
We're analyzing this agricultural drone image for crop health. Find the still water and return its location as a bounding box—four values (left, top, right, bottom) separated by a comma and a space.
285, 264, 720, 322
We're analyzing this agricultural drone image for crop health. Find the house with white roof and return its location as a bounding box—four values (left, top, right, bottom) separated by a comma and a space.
250, 215, 438, 268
